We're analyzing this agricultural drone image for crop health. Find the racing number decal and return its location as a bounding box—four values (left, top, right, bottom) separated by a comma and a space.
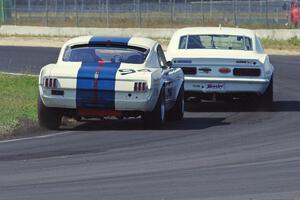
119, 69, 151, 75
119, 69, 136, 75
138, 69, 152, 73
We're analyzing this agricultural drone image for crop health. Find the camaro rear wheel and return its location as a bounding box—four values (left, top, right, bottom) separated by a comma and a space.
260, 76, 273, 106
142, 88, 165, 129
239, 76, 273, 110
166, 85, 184, 121
38, 96, 62, 130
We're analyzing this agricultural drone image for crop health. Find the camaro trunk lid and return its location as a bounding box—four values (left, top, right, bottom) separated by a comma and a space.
170, 50, 266, 78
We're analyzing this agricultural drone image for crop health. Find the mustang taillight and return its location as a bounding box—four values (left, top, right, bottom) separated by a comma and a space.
134, 82, 147, 92
44, 78, 57, 88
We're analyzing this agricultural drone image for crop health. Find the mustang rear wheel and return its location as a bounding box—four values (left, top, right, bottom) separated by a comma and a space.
38, 96, 62, 130
166, 85, 184, 121
142, 88, 165, 129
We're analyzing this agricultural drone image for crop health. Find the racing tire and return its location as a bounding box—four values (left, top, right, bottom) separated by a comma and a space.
166, 84, 184, 121
261, 77, 274, 105
38, 96, 62, 130
239, 76, 273, 110
259, 76, 273, 107
142, 88, 166, 129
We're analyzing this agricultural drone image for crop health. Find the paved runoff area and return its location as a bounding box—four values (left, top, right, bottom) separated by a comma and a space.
0, 46, 300, 200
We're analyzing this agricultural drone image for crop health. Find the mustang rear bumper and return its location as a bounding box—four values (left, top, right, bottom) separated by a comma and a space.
39, 86, 157, 112
184, 76, 270, 94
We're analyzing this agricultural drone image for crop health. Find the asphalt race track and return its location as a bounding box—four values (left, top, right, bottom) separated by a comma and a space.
0, 46, 300, 200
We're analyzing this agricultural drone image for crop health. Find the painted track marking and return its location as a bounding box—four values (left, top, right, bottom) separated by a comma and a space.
0, 131, 74, 144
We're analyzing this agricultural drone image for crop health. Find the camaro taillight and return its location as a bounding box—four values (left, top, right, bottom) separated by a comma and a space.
182, 67, 197, 75
43, 78, 58, 88
134, 82, 147, 92
233, 68, 261, 76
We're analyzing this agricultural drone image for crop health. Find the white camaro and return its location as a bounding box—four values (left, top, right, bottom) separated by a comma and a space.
38, 36, 184, 129
167, 27, 274, 107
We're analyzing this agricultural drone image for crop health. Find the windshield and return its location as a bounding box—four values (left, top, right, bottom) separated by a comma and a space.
179, 34, 253, 51
63, 46, 149, 64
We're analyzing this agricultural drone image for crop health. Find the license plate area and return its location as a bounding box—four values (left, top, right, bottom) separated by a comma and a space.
192, 83, 225, 92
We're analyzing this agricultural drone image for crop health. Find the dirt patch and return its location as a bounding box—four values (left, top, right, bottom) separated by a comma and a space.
0, 119, 45, 140
0, 36, 69, 48
0, 117, 82, 140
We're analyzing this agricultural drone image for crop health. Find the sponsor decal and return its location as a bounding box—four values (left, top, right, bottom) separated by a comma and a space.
192, 83, 224, 91
206, 83, 224, 89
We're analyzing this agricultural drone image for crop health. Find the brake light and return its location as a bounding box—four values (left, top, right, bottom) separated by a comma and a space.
182, 67, 196, 75
43, 78, 58, 88
233, 68, 261, 76
134, 82, 147, 92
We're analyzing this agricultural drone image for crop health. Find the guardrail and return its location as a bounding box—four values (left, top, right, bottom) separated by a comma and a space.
1, 25, 300, 40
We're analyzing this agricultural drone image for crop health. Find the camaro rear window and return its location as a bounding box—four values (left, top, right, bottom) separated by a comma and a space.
179, 34, 253, 51
63, 45, 149, 64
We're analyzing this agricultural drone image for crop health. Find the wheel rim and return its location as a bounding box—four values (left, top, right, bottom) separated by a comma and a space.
161, 101, 165, 122
181, 99, 185, 114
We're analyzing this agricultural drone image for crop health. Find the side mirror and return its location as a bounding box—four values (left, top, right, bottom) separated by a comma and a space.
166, 61, 173, 68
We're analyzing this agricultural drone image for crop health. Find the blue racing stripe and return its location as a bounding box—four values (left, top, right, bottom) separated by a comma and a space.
76, 37, 130, 109
89, 36, 130, 46
76, 62, 121, 109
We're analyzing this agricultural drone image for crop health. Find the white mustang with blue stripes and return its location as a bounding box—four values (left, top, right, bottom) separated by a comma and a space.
38, 36, 184, 129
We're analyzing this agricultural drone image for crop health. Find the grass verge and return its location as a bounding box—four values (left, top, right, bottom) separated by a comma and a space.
0, 73, 38, 136
1, 35, 300, 54
262, 37, 300, 51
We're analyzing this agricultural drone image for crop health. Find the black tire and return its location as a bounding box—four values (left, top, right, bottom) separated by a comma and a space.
38, 96, 62, 130
166, 84, 184, 121
142, 88, 166, 129
260, 76, 273, 106
240, 76, 273, 110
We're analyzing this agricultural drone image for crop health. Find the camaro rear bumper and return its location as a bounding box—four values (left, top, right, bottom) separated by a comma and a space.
184, 76, 270, 94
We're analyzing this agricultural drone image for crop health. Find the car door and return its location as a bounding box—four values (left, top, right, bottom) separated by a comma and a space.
157, 45, 178, 109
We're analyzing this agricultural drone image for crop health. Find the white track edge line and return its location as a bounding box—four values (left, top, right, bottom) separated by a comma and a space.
0, 71, 38, 77
0, 131, 74, 144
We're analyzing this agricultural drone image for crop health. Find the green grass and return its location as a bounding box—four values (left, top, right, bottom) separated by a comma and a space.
0, 74, 38, 134
261, 37, 300, 50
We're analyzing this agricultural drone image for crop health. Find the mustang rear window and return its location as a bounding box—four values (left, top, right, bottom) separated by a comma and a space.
178, 34, 253, 51
63, 45, 149, 64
